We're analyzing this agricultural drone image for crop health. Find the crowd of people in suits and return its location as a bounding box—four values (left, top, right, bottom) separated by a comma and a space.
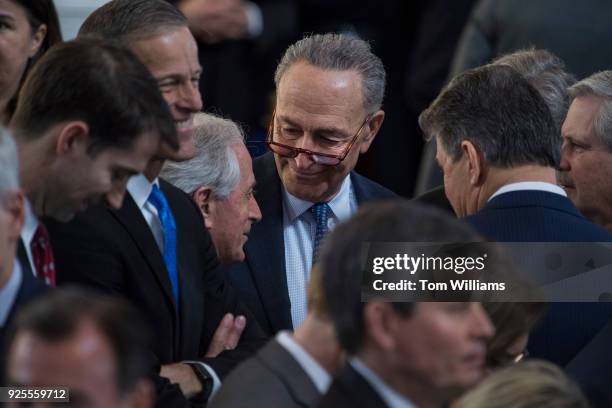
0, 0, 612, 407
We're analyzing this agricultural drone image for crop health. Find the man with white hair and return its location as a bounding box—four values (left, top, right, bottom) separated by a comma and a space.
558, 70, 612, 231
0, 127, 47, 360
161, 113, 262, 265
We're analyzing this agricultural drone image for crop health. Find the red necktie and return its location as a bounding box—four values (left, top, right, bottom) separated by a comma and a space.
30, 223, 56, 287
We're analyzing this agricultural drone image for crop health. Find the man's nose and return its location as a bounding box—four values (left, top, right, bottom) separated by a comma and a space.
177, 81, 203, 113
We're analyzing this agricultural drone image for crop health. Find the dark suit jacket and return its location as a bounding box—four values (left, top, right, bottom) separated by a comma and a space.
464, 190, 612, 400
413, 185, 454, 215
318, 364, 388, 408
1, 260, 49, 383
46, 179, 267, 406
227, 153, 396, 335
210, 338, 321, 408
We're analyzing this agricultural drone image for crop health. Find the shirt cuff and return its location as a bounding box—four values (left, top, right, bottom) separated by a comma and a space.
182, 361, 222, 399
244, 1, 263, 38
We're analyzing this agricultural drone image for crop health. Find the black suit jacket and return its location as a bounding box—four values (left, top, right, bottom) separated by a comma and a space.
227, 153, 396, 335
210, 338, 321, 408
318, 364, 388, 408
46, 179, 266, 405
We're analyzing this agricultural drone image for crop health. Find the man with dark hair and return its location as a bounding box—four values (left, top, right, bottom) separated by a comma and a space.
227, 33, 395, 336
317, 200, 493, 408
6, 289, 154, 408
47, 1, 266, 406
11, 39, 171, 285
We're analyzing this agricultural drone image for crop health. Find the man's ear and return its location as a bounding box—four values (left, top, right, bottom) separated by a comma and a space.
461, 140, 486, 186
363, 302, 399, 351
55, 122, 89, 156
5, 190, 25, 241
192, 186, 213, 228
359, 110, 385, 154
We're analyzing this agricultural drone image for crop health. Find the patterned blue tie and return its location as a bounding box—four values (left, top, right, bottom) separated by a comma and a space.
148, 185, 180, 305
310, 202, 332, 263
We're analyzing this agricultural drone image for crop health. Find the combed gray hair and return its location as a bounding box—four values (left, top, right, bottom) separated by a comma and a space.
0, 127, 19, 202
493, 49, 576, 135
568, 70, 612, 151
161, 113, 244, 200
274, 33, 386, 113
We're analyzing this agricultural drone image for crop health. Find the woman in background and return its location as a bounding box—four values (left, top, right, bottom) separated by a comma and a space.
0, 0, 62, 123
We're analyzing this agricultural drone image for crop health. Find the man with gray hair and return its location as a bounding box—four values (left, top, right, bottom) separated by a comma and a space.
161, 113, 261, 265
558, 70, 612, 231
0, 127, 47, 364
227, 33, 396, 336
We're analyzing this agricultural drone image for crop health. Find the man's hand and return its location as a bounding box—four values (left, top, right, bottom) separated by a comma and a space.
160, 363, 202, 398
178, 0, 250, 44
204, 313, 246, 357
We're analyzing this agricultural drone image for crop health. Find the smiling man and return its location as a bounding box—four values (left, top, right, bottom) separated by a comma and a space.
46, 1, 266, 406
10, 39, 173, 285
558, 71, 612, 231
227, 33, 396, 336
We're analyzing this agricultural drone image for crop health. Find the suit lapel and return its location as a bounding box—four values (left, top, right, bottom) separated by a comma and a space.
247, 153, 292, 331
111, 192, 177, 315
17, 238, 34, 277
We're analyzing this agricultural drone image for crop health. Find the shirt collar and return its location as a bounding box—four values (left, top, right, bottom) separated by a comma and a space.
276, 331, 331, 394
489, 181, 567, 202
282, 175, 353, 223
21, 197, 39, 247
127, 174, 159, 209
350, 357, 416, 408
0, 261, 23, 327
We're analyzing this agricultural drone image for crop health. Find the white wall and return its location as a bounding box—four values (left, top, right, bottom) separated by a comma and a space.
54, 0, 110, 40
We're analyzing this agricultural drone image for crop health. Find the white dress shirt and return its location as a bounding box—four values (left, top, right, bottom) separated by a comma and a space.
282, 175, 357, 328
0, 261, 22, 327
350, 358, 416, 408
126, 175, 222, 397
20, 198, 39, 276
488, 181, 566, 201
276, 331, 331, 394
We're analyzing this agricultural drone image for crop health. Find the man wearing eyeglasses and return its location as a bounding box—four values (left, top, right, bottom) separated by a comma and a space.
227, 33, 396, 336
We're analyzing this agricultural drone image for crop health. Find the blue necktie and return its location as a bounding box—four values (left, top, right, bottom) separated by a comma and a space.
310, 202, 332, 263
148, 185, 180, 305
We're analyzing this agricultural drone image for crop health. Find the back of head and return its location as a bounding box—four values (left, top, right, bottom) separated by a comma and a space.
493, 49, 576, 135
319, 200, 483, 354
275, 33, 386, 114
10, 288, 153, 396
454, 360, 589, 408
568, 70, 612, 151
161, 113, 244, 199
11, 38, 177, 152
0, 127, 19, 201
78, 0, 187, 45
419, 64, 559, 168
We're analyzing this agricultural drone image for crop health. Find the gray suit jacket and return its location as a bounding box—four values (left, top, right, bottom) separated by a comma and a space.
209, 338, 321, 408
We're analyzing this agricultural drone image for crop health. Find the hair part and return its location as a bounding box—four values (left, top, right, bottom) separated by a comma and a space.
78, 0, 187, 45
13, 288, 153, 397
274, 33, 386, 114
568, 70, 612, 151
419, 64, 559, 168
161, 113, 244, 200
11, 38, 177, 153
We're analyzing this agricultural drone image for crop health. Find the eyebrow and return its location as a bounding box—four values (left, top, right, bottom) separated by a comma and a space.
276, 115, 349, 137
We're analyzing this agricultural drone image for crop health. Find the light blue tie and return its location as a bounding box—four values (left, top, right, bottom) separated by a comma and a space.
310, 202, 332, 263
148, 185, 180, 305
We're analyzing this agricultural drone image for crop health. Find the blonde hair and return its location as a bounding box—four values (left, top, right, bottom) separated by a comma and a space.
454, 360, 589, 408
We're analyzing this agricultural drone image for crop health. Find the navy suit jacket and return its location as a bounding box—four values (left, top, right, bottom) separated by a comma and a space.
464, 190, 612, 401
318, 363, 388, 408
226, 153, 396, 335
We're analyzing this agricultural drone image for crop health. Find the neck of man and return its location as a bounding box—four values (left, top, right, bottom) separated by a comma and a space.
293, 313, 343, 375
359, 348, 445, 408
474, 165, 557, 212
144, 159, 165, 182
18, 142, 48, 218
